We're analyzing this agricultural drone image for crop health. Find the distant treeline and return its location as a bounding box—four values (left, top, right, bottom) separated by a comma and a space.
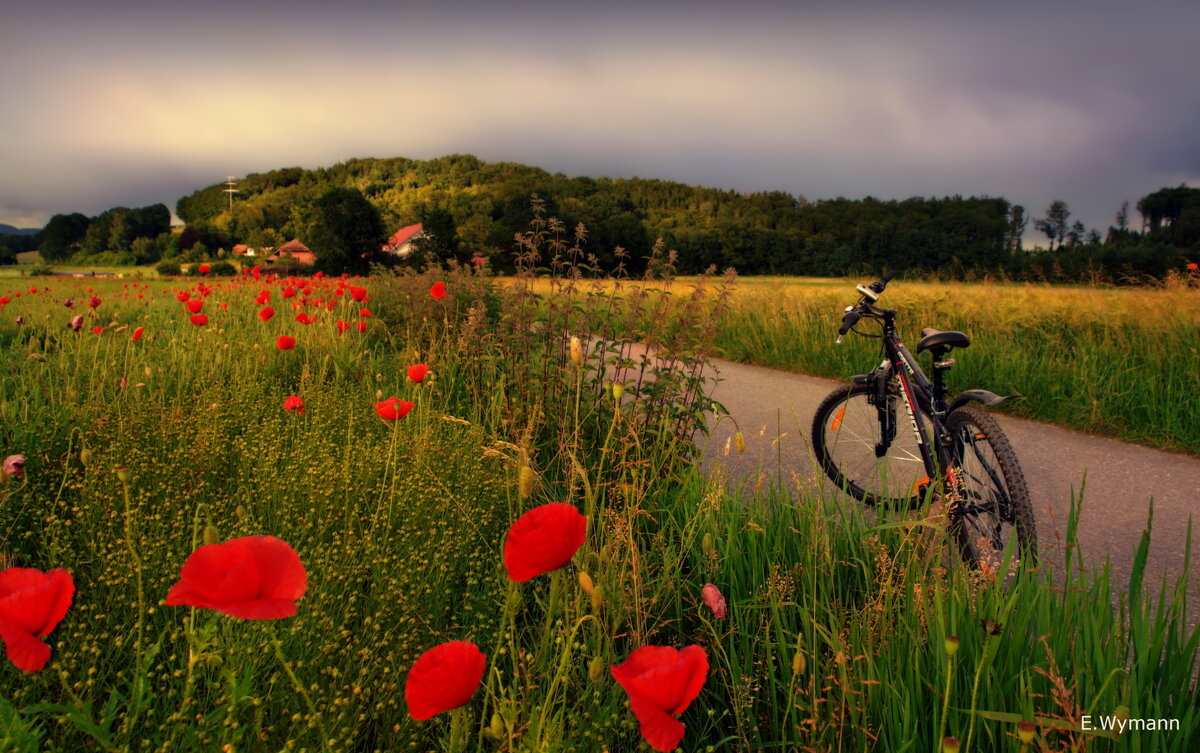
10, 155, 1199, 280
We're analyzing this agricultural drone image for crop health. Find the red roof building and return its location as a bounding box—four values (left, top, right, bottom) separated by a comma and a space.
381, 224, 424, 258
270, 238, 316, 266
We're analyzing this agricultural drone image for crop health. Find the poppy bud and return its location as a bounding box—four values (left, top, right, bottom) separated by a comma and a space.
569, 336, 583, 367
203, 523, 220, 546
235, 505, 247, 522
116, 467, 131, 484
944, 636, 960, 657
79, 448, 93, 467
792, 649, 806, 676
588, 655, 605, 682
517, 464, 536, 500
589, 585, 604, 613
735, 431, 746, 455
702, 533, 716, 560
2, 454, 25, 479
701, 583, 727, 619
375, 389, 383, 400
487, 713, 505, 739
1016, 721, 1036, 744
611, 382, 624, 400
942, 738, 960, 753
144, 367, 152, 378
578, 571, 595, 596
1112, 706, 1130, 737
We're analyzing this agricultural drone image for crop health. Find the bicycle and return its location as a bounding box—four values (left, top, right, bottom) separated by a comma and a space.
810, 271, 1038, 567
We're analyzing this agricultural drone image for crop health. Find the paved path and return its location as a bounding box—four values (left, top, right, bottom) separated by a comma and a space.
687, 353, 1200, 599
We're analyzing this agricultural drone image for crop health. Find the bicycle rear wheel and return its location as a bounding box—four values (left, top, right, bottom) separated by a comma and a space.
945, 406, 1038, 568
811, 382, 929, 507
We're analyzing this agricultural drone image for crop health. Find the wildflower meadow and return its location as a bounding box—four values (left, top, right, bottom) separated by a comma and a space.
0, 216, 1197, 752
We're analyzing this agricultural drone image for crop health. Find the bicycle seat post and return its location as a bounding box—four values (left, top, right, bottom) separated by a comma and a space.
930, 348, 954, 412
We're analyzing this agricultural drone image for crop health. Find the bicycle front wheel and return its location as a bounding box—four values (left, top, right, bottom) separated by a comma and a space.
811, 382, 929, 508
946, 406, 1038, 568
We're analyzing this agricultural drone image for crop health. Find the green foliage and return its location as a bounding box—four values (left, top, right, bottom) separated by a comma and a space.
206, 260, 237, 276
411, 206, 459, 264
306, 187, 386, 275
37, 213, 91, 262
154, 260, 182, 276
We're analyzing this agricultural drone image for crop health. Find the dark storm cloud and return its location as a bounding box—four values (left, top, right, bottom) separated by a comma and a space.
2, 0, 1197, 238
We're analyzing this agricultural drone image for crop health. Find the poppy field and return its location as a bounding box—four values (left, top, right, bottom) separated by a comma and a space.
1, 233, 1198, 752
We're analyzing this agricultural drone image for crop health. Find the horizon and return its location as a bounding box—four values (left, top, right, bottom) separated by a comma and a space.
3, 0, 1198, 239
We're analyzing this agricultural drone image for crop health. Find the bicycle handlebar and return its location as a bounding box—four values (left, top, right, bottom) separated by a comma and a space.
835, 270, 898, 343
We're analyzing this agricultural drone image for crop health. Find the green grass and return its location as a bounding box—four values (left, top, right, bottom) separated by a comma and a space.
0, 262, 1196, 752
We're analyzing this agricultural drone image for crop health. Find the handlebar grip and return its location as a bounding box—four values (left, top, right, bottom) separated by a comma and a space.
838, 309, 861, 336
869, 269, 898, 295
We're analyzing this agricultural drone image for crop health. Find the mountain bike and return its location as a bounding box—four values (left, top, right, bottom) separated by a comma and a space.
810, 271, 1038, 567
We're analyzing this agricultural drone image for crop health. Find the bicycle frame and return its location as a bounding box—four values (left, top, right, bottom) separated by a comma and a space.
854, 305, 956, 490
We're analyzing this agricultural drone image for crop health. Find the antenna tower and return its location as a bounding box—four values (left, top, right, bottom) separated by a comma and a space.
223, 176, 240, 212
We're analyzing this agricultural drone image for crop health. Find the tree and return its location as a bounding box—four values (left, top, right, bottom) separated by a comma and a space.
1067, 221, 1086, 247
1034, 200, 1070, 251
38, 213, 91, 261
307, 187, 385, 275
1005, 204, 1027, 255
412, 207, 460, 264
1115, 201, 1129, 231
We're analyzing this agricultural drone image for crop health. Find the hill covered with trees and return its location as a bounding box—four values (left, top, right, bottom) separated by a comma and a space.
19, 155, 1200, 280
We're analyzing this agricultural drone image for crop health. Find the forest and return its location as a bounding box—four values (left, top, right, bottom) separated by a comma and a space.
6, 155, 1198, 280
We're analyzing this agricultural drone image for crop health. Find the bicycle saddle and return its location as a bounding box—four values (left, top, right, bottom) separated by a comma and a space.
917, 328, 970, 353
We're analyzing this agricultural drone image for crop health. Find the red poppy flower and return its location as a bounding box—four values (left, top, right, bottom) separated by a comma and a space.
176, 291, 190, 302
295, 313, 315, 325
502, 503, 587, 582
87, 295, 101, 309
259, 306, 275, 322
198, 264, 210, 274
407, 364, 430, 383
404, 641, 486, 720
358, 308, 371, 318
0, 567, 75, 673
282, 286, 296, 299
189, 314, 208, 326
375, 397, 414, 421
276, 335, 295, 350
283, 395, 305, 415
336, 320, 350, 335
165, 535, 307, 619
1189, 262, 1199, 270
185, 299, 204, 314
91, 326, 104, 335
357, 321, 367, 333
430, 282, 447, 300
132, 327, 144, 342
350, 286, 368, 302
611, 645, 709, 752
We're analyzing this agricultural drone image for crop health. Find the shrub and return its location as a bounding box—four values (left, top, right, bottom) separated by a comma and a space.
155, 260, 182, 276
207, 260, 237, 276
26, 264, 53, 276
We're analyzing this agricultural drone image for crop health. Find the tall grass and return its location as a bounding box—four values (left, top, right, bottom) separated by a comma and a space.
0, 241, 1196, 752
704, 276, 1200, 453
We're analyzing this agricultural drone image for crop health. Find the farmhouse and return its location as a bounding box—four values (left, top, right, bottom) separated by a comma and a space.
267, 238, 316, 266
381, 224, 424, 258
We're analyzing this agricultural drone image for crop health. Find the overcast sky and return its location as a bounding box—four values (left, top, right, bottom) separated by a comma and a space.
3, 0, 1198, 240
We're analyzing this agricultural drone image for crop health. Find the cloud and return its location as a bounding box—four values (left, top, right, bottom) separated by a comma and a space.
3, 0, 1199, 234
